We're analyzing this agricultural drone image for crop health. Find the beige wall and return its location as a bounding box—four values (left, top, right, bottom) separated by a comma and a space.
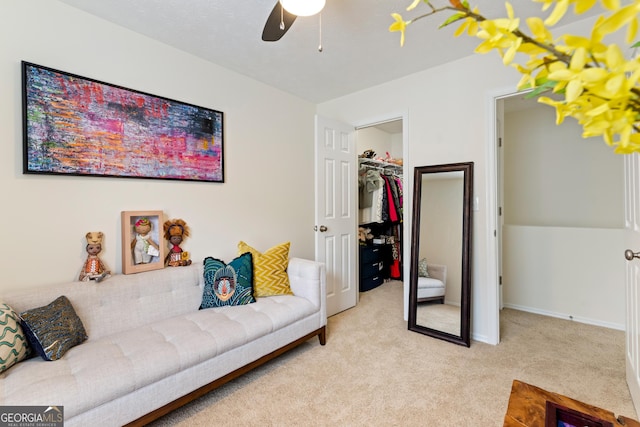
356, 126, 402, 160
504, 104, 623, 228
0, 0, 316, 290
356, 127, 391, 160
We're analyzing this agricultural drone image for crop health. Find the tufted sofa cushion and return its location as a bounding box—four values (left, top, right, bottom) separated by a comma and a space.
0, 293, 317, 419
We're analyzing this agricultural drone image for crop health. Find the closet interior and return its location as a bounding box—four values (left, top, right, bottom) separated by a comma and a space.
356, 120, 404, 293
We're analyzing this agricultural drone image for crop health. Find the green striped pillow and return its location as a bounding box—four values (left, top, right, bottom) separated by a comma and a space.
0, 302, 30, 372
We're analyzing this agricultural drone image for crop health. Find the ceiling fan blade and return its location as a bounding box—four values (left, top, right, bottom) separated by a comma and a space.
262, 1, 297, 42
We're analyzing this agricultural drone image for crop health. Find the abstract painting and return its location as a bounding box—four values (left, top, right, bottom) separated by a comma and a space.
22, 62, 224, 182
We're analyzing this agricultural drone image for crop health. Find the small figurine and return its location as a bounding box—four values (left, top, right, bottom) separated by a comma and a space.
79, 232, 111, 282
359, 149, 376, 159
163, 219, 192, 267
131, 218, 160, 264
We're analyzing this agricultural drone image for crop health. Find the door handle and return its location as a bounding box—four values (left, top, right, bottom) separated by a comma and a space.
314, 225, 328, 232
625, 249, 640, 261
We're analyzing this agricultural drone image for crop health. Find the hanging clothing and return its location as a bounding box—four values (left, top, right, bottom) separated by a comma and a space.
382, 175, 399, 223
358, 169, 383, 208
358, 164, 403, 225
389, 242, 401, 279
359, 177, 386, 224
396, 178, 404, 219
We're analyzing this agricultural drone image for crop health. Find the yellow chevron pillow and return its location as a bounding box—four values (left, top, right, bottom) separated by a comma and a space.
238, 241, 293, 297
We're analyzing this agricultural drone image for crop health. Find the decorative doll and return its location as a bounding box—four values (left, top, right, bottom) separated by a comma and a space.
79, 232, 111, 282
131, 218, 160, 264
163, 219, 192, 267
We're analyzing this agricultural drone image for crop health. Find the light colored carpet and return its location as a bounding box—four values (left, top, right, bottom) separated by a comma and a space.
416, 302, 460, 335
148, 280, 637, 426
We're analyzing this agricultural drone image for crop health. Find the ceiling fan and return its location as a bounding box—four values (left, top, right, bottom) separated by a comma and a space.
261, 0, 326, 42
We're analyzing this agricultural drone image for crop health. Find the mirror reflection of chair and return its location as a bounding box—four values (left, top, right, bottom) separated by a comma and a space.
417, 263, 446, 304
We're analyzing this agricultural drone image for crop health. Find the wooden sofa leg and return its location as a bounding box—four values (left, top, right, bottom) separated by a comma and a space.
319, 326, 327, 345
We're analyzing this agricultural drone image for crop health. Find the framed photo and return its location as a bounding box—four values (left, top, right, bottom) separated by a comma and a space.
121, 211, 166, 275
545, 401, 614, 427
22, 61, 224, 182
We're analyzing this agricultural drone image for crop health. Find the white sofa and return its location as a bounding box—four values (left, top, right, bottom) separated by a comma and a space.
417, 263, 446, 304
0, 258, 326, 426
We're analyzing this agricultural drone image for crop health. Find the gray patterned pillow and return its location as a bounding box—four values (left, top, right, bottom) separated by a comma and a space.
0, 302, 31, 372
20, 296, 87, 361
418, 258, 430, 278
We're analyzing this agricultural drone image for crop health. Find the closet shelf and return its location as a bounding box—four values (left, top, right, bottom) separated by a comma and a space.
358, 158, 403, 173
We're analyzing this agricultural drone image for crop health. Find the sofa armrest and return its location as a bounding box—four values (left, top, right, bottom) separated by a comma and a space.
427, 263, 447, 285
288, 258, 326, 324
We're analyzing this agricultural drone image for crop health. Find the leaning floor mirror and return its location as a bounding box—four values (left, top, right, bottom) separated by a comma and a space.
408, 162, 473, 347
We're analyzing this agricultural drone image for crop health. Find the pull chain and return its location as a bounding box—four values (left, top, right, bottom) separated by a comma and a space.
318, 12, 323, 52
280, 3, 285, 30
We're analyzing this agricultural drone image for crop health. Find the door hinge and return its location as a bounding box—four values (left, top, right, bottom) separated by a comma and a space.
499, 206, 502, 216
499, 276, 503, 285
498, 137, 502, 147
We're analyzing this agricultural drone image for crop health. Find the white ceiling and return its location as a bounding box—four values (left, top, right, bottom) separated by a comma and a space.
55, 0, 595, 104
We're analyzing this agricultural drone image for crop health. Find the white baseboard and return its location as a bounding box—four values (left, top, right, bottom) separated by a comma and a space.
502, 303, 624, 331
472, 331, 492, 345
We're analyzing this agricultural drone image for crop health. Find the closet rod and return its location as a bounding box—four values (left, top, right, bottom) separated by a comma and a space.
359, 160, 403, 179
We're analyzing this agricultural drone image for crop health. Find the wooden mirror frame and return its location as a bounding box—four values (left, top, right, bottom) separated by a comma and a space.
408, 162, 473, 347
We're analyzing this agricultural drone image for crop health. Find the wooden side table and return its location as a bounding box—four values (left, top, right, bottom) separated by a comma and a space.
503, 380, 640, 427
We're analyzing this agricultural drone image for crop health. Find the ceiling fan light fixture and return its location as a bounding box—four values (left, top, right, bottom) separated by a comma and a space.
279, 0, 325, 17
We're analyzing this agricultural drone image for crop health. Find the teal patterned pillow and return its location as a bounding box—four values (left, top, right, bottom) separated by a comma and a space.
418, 258, 430, 278
0, 302, 31, 372
20, 296, 88, 361
200, 253, 256, 309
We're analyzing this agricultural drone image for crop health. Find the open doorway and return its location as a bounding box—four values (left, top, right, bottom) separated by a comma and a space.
494, 93, 625, 338
355, 118, 405, 305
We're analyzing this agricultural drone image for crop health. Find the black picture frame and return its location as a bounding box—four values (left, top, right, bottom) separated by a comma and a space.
22, 61, 224, 183
545, 401, 614, 427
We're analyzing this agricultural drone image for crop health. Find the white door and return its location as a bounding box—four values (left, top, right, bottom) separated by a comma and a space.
624, 152, 640, 413
315, 115, 357, 317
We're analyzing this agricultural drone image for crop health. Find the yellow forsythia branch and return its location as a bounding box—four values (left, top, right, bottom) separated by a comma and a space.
390, 0, 640, 154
